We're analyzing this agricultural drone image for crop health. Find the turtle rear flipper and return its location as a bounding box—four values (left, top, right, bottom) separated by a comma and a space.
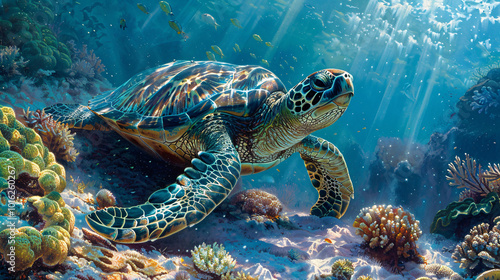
86, 129, 241, 243
44, 103, 110, 131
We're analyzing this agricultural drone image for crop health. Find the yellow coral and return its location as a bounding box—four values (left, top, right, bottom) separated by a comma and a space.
0, 226, 43, 271
28, 192, 75, 234
22, 143, 40, 160
0, 150, 25, 173
38, 169, 63, 194
23, 159, 41, 177
40, 225, 70, 266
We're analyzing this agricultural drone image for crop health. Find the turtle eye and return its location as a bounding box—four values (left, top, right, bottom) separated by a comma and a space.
311, 73, 330, 91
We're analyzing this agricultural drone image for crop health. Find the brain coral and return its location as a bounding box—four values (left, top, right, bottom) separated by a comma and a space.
26, 191, 75, 234
353, 204, 424, 270
452, 220, 500, 276
0, 105, 66, 195
230, 189, 283, 219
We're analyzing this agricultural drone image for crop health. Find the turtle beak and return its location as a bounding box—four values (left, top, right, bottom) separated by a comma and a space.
323, 73, 354, 108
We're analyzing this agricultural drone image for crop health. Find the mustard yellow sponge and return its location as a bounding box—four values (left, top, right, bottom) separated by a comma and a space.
28, 192, 75, 234
0, 226, 43, 271
38, 169, 63, 194
22, 159, 41, 177
40, 225, 70, 266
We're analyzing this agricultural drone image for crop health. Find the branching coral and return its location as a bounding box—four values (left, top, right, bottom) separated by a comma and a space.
0, 105, 67, 196
191, 242, 236, 276
471, 86, 500, 115
68, 43, 105, 78
446, 154, 500, 201
70, 243, 169, 277
452, 220, 500, 276
425, 264, 463, 279
0, 46, 27, 77
23, 108, 79, 162
353, 205, 424, 270
230, 189, 283, 219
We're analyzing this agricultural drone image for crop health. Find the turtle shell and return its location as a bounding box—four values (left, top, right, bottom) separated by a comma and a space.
88, 60, 286, 142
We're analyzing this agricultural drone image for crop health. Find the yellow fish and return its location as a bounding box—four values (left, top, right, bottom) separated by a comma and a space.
290, 66, 294, 71
253, 34, 263, 42
168, 20, 184, 34
137, 3, 149, 14
299, 46, 303, 51
159, 1, 173, 15
249, 53, 256, 59
211, 45, 224, 58
279, 64, 284, 69
233, 47, 237, 52
261, 59, 269, 67
119, 18, 127, 30
265, 42, 273, 48
202, 13, 220, 30
292, 56, 297, 62
234, 43, 241, 52
206, 51, 217, 61
230, 18, 243, 28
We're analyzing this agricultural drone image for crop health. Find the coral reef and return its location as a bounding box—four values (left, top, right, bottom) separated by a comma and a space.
191, 242, 236, 276
0, 105, 66, 196
356, 276, 373, 280
353, 204, 424, 270
23, 108, 79, 162
471, 86, 500, 116
430, 192, 500, 239
0, 46, 27, 77
95, 189, 116, 208
446, 154, 500, 202
425, 264, 463, 279
0, 225, 70, 271
230, 189, 283, 219
70, 242, 169, 277
452, 220, 500, 276
24, 191, 75, 234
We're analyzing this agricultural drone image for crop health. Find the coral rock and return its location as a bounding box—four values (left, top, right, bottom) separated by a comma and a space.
230, 189, 283, 219
425, 263, 463, 279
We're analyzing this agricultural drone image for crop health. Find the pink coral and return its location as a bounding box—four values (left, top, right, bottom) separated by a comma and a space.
0, 46, 27, 76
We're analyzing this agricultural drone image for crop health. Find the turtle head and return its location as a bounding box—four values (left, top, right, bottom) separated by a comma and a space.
286, 69, 354, 130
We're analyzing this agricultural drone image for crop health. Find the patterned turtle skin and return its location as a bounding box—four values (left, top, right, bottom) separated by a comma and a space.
45, 60, 355, 243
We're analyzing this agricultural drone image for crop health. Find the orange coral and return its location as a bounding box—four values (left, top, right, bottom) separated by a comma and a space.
353, 205, 424, 271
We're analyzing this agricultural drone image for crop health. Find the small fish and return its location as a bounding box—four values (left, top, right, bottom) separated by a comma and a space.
290, 66, 294, 71
159, 1, 173, 15
233, 47, 237, 52
450, 112, 456, 119
265, 42, 273, 48
202, 13, 220, 30
230, 18, 243, 28
324, 238, 333, 244
261, 59, 269, 67
249, 53, 256, 59
206, 51, 217, 61
211, 45, 224, 58
279, 64, 284, 69
119, 18, 127, 30
234, 43, 241, 52
137, 3, 149, 14
253, 34, 263, 42
276, 168, 280, 172
299, 45, 303, 51
362, 127, 366, 130
168, 20, 184, 34
292, 56, 297, 62
304, 3, 315, 9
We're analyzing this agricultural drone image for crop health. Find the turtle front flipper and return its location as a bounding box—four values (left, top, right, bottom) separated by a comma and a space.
44, 103, 110, 130
299, 135, 353, 218
85, 129, 241, 243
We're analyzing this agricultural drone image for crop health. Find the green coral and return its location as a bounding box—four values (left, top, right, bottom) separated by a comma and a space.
0, 225, 70, 271
27, 191, 75, 234
331, 259, 354, 280
0, 227, 43, 271
430, 192, 500, 239
0, 105, 66, 193
191, 242, 236, 276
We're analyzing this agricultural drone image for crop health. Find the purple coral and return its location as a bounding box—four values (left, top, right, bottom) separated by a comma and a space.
471, 86, 500, 115
0, 46, 27, 77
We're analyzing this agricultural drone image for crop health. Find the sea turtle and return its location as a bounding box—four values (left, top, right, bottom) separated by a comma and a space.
45, 60, 354, 243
